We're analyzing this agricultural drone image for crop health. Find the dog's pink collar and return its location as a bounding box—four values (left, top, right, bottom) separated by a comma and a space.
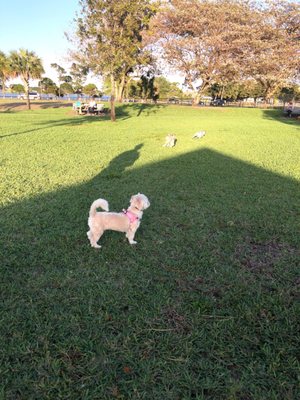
123, 209, 139, 223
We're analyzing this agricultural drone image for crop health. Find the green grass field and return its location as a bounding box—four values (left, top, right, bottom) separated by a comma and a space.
1, 103, 299, 399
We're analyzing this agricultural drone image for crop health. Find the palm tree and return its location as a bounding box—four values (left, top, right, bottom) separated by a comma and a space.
9, 49, 44, 109
0, 51, 10, 98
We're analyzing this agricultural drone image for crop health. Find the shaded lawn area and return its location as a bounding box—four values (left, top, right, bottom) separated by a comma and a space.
0, 105, 299, 399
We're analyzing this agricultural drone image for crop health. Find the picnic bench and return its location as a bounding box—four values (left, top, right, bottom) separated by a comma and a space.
73, 102, 109, 116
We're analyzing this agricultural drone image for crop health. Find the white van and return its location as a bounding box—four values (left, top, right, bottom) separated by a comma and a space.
18, 91, 41, 100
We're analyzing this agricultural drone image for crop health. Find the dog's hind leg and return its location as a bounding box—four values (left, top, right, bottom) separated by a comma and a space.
87, 230, 103, 248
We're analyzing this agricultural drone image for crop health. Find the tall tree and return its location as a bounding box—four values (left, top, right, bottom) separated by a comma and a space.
73, 0, 157, 121
139, 72, 158, 101
0, 51, 10, 98
154, 76, 184, 99
148, 0, 257, 103
149, 0, 299, 103
243, 0, 300, 100
60, 82, 74, 95
9, 49, 44, 109
69, 62, 89, 94
10, 83, 25, 94
83, 83, 99, 97
38, 77, 58, 95
50, 63, 69, 98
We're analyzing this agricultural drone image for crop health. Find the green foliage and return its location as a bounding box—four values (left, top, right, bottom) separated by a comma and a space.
83, 83, 99, 97
127, 80, 140, 98
8, 49, 44, 108
207, 80, 266, 101
9, 49, 44, 83
70, 62, 89, 93
76, 0, 157, 79
279, 85, 300, 102
50, 63, 66, 79
10, 83, 24, 93
74, 0, 158, 119
139, 73, 158, 100
62, 75, 72, 83
50, 63, 69, 97
38, 77, 58, 95
0, 51, 10, 92
60, 82, 74, 95
154, 76, 184, 99
126, 76, 185, 100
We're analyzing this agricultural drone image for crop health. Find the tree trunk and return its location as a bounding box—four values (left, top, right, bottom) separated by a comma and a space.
24, 79, 31, 110
116, 74, 126, 102
193, 91, 204, 105
259, 79, 278, 104
193, 93, 199, 105
1, 78, 5, 99
220, 85, 224, 100
193, 81, 208, 105
110, 75, 116, 122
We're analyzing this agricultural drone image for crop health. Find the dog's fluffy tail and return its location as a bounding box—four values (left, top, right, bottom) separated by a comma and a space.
89, 198, 109, 217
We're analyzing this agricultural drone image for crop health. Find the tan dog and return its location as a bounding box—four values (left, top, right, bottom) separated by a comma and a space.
163, 134, 177, 147
87, 193, 150, 248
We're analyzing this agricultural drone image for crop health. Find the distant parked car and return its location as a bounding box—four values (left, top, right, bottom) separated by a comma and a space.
168, 97, 180, 104
210, 99, 225, 106
18, 91, 41, 100
181, 99, 193, 105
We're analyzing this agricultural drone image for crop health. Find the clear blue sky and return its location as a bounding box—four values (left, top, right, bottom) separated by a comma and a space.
0, 0, 182, 86
0, 0, 81, 82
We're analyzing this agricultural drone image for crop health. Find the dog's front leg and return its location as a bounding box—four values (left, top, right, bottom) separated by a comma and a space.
126, 227, 137, 245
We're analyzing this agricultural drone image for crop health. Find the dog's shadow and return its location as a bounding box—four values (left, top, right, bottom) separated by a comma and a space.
1, 142, 146, 263
101, 143, 143, 179
85, 143, 145, 211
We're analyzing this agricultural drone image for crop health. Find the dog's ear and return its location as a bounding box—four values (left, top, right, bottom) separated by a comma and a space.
140, 195, 150, 210
144, 199, 150, 209
132, 195, 142, 209
130, 195, 137, 206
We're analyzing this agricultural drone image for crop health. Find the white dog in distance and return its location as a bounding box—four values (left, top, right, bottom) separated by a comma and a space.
192, 130, 206, 139
163, 134, 177, 147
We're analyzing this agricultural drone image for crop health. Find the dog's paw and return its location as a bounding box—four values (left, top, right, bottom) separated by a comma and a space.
129, 240, 137, 245
92, 244, 101, 249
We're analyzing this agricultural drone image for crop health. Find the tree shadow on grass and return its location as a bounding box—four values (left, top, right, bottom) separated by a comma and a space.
262, 108, 300, 128
0, 101, 74, 112
0, 115, 106, 139
0, 107, 130, 139
0, 147, 299, 399
0, 104, 165, 140
0, 101, 165, 117
117, 102, 166, 117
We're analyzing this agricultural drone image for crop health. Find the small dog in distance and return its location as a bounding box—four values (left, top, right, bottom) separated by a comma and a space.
193, 130, 206, 139
163, 134, 177, 147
